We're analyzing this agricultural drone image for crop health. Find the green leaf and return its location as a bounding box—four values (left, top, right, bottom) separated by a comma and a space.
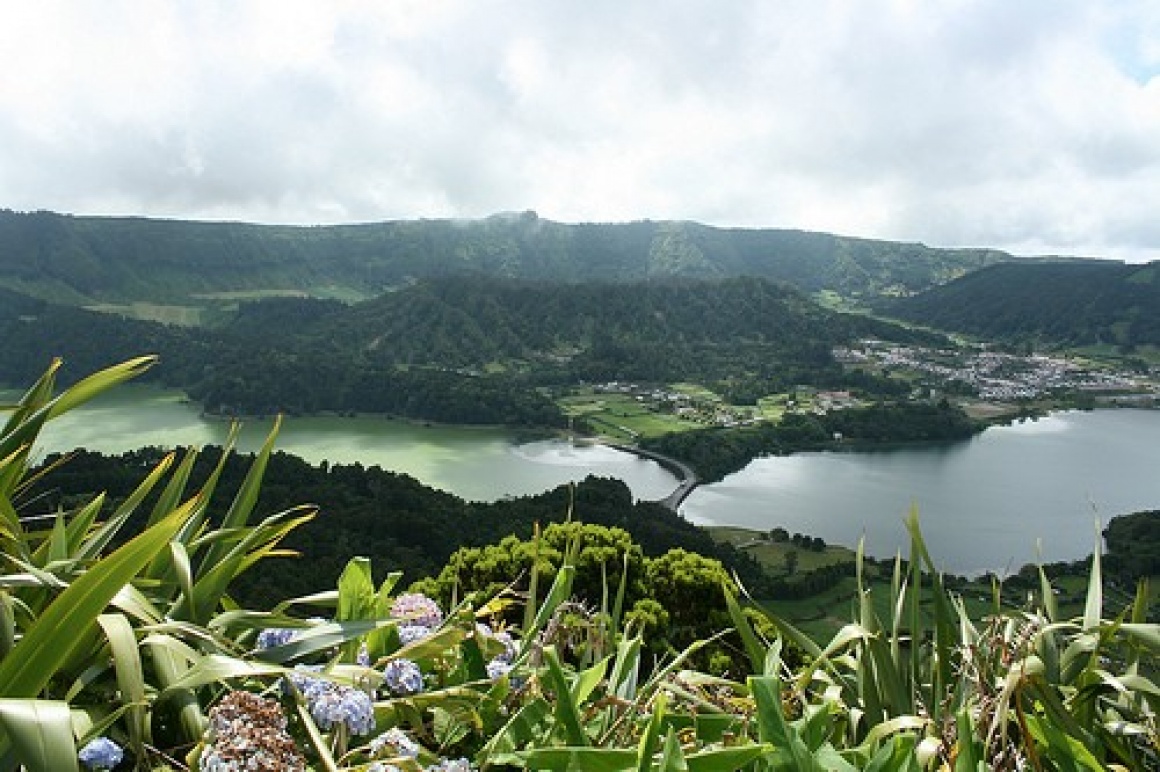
659, 729, 689, 772
0, 500, 196, 697
198, 415, 281, 573
637, 691, 666, 772
96, 614, 148, 758
1083, 519, 1103, 631
544, 645, 589, 747
517, 747, 637, 771
685, 745, 768, 772
723, 582, 765, 675
750, 672, 821, 772
0, 699, 79, 772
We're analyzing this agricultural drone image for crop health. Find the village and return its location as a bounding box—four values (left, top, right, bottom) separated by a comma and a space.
834, 341, 1159, 402
559, 341, 1159, 441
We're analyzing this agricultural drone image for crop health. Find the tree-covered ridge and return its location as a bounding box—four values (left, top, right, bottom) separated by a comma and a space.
0, 208, 1012, 304
888, 259, 1160, 349
0, 276, 939, 421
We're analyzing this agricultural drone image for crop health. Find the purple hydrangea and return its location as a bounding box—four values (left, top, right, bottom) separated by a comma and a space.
398, 623, 433, 645
309, 684, 376, 735
78, 737, 123, 770
486, 659, 514, 680
284, 664, 329, 700
492, 631, 518, 663
427, 758, 476, 772
390, 593, 443, 629
382, 658, 424, 696
256, 627, 298, 649
369, 727, 421, 758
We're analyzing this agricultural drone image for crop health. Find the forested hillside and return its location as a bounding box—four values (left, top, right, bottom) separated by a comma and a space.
0, 209, 1011, 304
31, 448, 771, 607
0, 276, 940, 422
889, 259, 1160, 349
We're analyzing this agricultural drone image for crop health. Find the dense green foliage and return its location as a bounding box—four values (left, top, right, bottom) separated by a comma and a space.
1, 209, 1011, 305
0, 276, 939, 424
1103, 510, 1160, 581
643, 401, 981, 482
31, 450, 774, 606
1, 358, 1157, 771
889, 259, 1160, 350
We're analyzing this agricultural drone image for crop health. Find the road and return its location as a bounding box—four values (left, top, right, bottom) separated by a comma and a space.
606, 442, 699, 512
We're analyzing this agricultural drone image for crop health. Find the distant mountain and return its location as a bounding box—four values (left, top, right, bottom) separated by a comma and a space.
888, 260, 1160, 349
1, 276, 938, 420
0, 209, 1011, 305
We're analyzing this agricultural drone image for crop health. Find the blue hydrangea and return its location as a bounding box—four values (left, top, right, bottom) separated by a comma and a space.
492, 631, 518, 663
256, 627, 298, 649
390, 593, 443, 628
368, 764, 402, 772
284, 664, 330, 700
398, 623, 433, 645
486, 658, 514, 680
426, 758, 475, 772
382, 657, 424, 696
78, 737, 123, 770
369, 727, 421, 758
309, 684, 376, 735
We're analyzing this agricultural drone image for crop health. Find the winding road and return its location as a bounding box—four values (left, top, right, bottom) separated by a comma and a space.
606, 442, 699, 512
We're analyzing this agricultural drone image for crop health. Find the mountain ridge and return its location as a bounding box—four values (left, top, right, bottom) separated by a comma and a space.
0, 208, 1016, 305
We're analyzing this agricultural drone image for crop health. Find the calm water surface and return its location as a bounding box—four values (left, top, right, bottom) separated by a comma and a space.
11, 385, 1159, 573
682, 409, 1160, 574
14, 385, 678, 503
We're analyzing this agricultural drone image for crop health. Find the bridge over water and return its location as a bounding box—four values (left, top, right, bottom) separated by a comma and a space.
607, 443, 699, 512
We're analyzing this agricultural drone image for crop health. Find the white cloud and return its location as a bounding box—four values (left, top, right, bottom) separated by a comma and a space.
0, 0, 1158, 260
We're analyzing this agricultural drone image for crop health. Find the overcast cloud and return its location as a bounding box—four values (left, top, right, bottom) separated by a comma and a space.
1, 1, 1158, 260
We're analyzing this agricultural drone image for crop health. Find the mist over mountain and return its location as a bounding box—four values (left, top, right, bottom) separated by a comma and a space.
0, 209, 1012, 304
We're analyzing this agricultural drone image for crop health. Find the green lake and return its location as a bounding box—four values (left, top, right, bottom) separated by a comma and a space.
11, 384, 1160, 574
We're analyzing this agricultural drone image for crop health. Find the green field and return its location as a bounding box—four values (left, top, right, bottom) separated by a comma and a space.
558, 391, 700, 440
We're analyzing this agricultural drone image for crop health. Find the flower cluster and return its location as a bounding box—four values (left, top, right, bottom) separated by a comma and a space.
309, 685, 375, 734
486, 629, 519, 681
285, 664, 376, 735
391, 593, 443, 629
368, 726, 422, 758
382, 657, 425, 696
427, 758, 476, 772
200, 691, 305, 772
255, 627, 298, 649
78, 737, 123, 770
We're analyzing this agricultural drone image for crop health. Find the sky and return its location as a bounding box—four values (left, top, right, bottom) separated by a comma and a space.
1, 1, 1159, 261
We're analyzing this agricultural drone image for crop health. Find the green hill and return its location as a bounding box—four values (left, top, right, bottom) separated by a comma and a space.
0, 209, 1011, 305
0, 276, 937, 422
888, 260, 1160, 350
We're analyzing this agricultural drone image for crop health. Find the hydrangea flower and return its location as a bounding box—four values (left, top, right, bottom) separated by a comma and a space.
390, 593, 443, 628
486, 658, 514, 680
78, 737, 123, 770
201, 691, 304, 771
255, 627, 298, 649
309, 684, 376, 735
492, 631, 518, 663
382, 657, 424, 696
284, 664, 329, 700
427, 758, 476, 772
357, 642, 373, 666
368, 764, 402, 772
368, 727, 421, 758
398, 623, 433, 645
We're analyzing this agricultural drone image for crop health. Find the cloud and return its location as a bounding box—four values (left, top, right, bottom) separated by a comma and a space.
0, 1, 1158, 260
